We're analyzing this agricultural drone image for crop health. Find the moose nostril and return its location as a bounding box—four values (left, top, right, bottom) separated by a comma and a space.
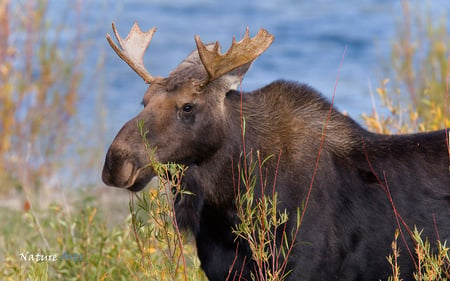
102, 147, 136, 187
122, 160, 134, 183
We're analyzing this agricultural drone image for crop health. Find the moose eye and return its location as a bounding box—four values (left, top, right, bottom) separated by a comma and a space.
177, 103, 195, 122
182, 104, 194, 113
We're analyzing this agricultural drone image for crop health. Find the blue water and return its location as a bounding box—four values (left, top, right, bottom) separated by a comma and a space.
74, 0, 448, 140
36, 0, 446, 142
16, 1, 450, 166
97, 0, 398, 135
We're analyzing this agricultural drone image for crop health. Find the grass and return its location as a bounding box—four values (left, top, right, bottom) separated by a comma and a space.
0, 191, 133, 281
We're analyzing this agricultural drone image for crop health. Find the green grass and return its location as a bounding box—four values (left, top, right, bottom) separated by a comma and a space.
0, 188, 206, 281
0, 192, 131, 280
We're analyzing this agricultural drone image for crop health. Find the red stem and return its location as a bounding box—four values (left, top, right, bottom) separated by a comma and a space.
298, 45, 347, 228
361, 139, 417, 269
280, 46, 348, 276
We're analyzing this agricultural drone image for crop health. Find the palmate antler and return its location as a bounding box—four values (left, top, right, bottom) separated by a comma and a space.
194, 28, 274, 83
106, 22, 156, 84
107, 22, 274, 86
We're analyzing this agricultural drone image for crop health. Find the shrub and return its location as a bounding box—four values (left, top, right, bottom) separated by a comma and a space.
0, 0, 95, 198
232, 149, 301, 281
363, 1, 450, 134
126, 120, 207, 280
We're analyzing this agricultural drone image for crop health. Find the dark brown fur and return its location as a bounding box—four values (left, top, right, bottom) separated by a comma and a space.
103, 45, 450, 280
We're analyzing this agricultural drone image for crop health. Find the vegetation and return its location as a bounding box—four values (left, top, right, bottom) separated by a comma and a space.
1, 197, 137, 281
126, 120, 207, 280
232, 149, 302, 281
363, 1, 450, 133
0, 0, 84, 197
387, 228, 449, 281
0, 0, 448, 280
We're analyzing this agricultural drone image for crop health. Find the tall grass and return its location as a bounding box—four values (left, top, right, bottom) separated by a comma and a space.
0, 1, 142, 280
363, 1, 450, 134
0, 194, 152, 281
0, 0, 84, 196
232, 149, 301, 281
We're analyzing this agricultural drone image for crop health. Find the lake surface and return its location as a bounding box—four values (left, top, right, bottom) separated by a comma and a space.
12, 0, 450, 186
38, 0, 450, 133
70, 0, 448, 141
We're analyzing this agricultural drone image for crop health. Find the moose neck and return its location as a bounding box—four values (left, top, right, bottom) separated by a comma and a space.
227, 81, 364, 153
194, 80, 369, 209
203, 81, 366, 200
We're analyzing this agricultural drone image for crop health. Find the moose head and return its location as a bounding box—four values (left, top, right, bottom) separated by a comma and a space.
102, 23, 274, 191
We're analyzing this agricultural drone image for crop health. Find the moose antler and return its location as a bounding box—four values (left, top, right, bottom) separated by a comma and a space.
194, 28, 274, 83
106, 22, 156, 84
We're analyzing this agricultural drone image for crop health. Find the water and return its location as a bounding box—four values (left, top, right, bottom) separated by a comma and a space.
77, 0, 438, 140
12, 0, 450, 187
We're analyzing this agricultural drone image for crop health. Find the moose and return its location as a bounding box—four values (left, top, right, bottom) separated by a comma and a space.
102, 22, 450, 280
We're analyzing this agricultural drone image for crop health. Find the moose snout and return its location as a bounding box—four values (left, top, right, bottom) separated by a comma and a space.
102, 142, 155, 192
102, 147, 136, 188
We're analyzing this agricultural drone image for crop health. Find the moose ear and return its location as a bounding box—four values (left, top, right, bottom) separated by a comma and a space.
220, 61, 253, 90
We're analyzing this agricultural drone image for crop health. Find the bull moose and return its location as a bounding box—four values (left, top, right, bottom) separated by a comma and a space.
102, 23, 450, 280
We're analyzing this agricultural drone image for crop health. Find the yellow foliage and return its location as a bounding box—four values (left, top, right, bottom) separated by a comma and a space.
364, 1, 449, 135
0, 0, 83, 194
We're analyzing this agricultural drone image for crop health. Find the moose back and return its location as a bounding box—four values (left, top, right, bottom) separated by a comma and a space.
102, 23, 450, 281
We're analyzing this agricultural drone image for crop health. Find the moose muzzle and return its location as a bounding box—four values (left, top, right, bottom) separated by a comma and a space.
102, 141, 155, 192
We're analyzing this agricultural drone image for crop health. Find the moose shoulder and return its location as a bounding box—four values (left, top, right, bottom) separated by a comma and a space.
102, 23, 450, 281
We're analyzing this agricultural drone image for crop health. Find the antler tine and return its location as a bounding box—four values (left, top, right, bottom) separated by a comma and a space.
106, 22, 156, 84
194, 28, 274, 83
